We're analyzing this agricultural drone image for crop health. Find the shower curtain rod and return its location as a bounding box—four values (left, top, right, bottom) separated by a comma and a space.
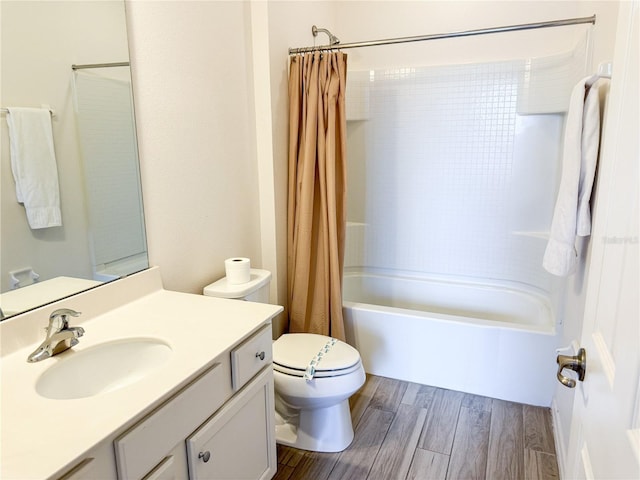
288, 15, 596, 54
71, 61, 130, 70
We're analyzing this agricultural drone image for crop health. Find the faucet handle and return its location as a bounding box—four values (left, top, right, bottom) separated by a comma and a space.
49, 308, 82, 329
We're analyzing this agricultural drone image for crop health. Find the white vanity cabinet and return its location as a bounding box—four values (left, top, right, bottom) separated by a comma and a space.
187, 367, 275, 480
114, 324, 275, 480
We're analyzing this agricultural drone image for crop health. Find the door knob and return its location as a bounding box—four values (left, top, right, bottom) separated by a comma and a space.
556, 348, 586, 388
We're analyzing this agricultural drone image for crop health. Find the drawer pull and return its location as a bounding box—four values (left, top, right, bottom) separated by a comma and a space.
255, 351, 266, 361
198, 451, 211, 463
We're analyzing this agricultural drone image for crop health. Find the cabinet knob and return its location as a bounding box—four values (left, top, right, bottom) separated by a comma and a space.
255, 351, 266, 361
198, 451, 211, 463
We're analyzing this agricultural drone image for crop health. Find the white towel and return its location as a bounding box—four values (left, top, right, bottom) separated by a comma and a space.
543, 77, 608, 276
6, 107, 62, 229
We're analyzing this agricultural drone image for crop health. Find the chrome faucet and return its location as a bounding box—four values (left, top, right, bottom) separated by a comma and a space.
27, 308, 84, 363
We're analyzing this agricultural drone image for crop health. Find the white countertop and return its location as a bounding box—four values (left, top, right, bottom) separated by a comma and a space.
0, 268, 283, 479
0, 276, 102, 317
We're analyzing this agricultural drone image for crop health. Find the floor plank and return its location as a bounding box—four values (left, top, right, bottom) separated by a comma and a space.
367, 404, 428, 480
524, 404, 556, 454
368, 376, 408, 412
407, 449, 450, 480
402, 382, 437, 408
350, 374, 382, 428
286, 451, 340, 480
273, 464, 294, 480
418, 388, 465, 454
327, 406, 394, 480
525, 448, 561, 480
462, 392, 493, 412
277, 445, 304, 468
486, 399, 525, 480
446, 406, 491, 480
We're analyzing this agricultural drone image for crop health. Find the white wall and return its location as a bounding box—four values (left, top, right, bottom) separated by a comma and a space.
334, 1, 591, 69
127, 1, 263, 296
1, 1, 129, 291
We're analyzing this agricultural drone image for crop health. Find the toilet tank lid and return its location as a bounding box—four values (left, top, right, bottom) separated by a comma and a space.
203, 268, 271, 299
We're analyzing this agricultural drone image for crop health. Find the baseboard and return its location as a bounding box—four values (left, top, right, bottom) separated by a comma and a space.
551, 398, 567, 480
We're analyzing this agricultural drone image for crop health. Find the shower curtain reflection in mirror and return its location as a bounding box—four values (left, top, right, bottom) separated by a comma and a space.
73, 67, 147, 281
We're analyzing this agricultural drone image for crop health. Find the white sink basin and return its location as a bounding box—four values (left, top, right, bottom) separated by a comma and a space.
36, 338, 172, 400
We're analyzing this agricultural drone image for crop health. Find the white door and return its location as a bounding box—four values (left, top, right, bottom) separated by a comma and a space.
565, 2, 640, 479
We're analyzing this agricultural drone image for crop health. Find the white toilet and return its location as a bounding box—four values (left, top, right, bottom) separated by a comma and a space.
204, 269, 366, 453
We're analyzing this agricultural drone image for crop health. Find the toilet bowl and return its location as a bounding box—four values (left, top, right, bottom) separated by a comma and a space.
272, 333, 365, 452
203, 270, 365, 453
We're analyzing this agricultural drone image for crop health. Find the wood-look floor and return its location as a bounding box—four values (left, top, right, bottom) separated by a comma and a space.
274, 375, 559, 480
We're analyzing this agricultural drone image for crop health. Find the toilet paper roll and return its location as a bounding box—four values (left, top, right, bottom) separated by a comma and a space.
225, 257, 251, 285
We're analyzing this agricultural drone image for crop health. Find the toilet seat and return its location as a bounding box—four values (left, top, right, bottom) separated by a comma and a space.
273, 361, 363, 378
273, 333, 361, 379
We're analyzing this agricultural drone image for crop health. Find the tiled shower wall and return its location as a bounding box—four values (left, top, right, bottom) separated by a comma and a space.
345, 43, 587, 293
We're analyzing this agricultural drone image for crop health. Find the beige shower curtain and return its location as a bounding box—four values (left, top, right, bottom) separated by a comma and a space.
287, 51, 348, 341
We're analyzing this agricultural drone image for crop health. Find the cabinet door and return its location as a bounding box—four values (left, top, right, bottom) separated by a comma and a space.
187, 367, 276, 480
142, 455, 180, 480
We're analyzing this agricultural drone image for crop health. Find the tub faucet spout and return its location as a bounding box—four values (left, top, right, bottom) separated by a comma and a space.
27, 308, 84, 363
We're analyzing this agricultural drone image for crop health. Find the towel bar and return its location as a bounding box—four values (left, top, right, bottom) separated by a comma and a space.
0, 106, 56, 117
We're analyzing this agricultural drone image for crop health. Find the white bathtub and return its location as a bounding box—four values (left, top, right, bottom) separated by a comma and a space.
342, 270, 559, 406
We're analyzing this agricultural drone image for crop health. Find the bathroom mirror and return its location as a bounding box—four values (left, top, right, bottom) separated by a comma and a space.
0, 0, 148, 319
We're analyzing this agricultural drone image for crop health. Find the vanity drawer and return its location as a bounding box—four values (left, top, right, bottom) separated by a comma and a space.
115, 360, 232, 480
56, 439, 117, 479
231, 325, 272, 390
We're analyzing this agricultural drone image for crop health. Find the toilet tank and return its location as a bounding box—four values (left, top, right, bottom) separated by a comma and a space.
203, 269, 271, 303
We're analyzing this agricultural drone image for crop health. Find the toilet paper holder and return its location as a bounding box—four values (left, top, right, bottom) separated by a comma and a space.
556, 348, 586, 388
